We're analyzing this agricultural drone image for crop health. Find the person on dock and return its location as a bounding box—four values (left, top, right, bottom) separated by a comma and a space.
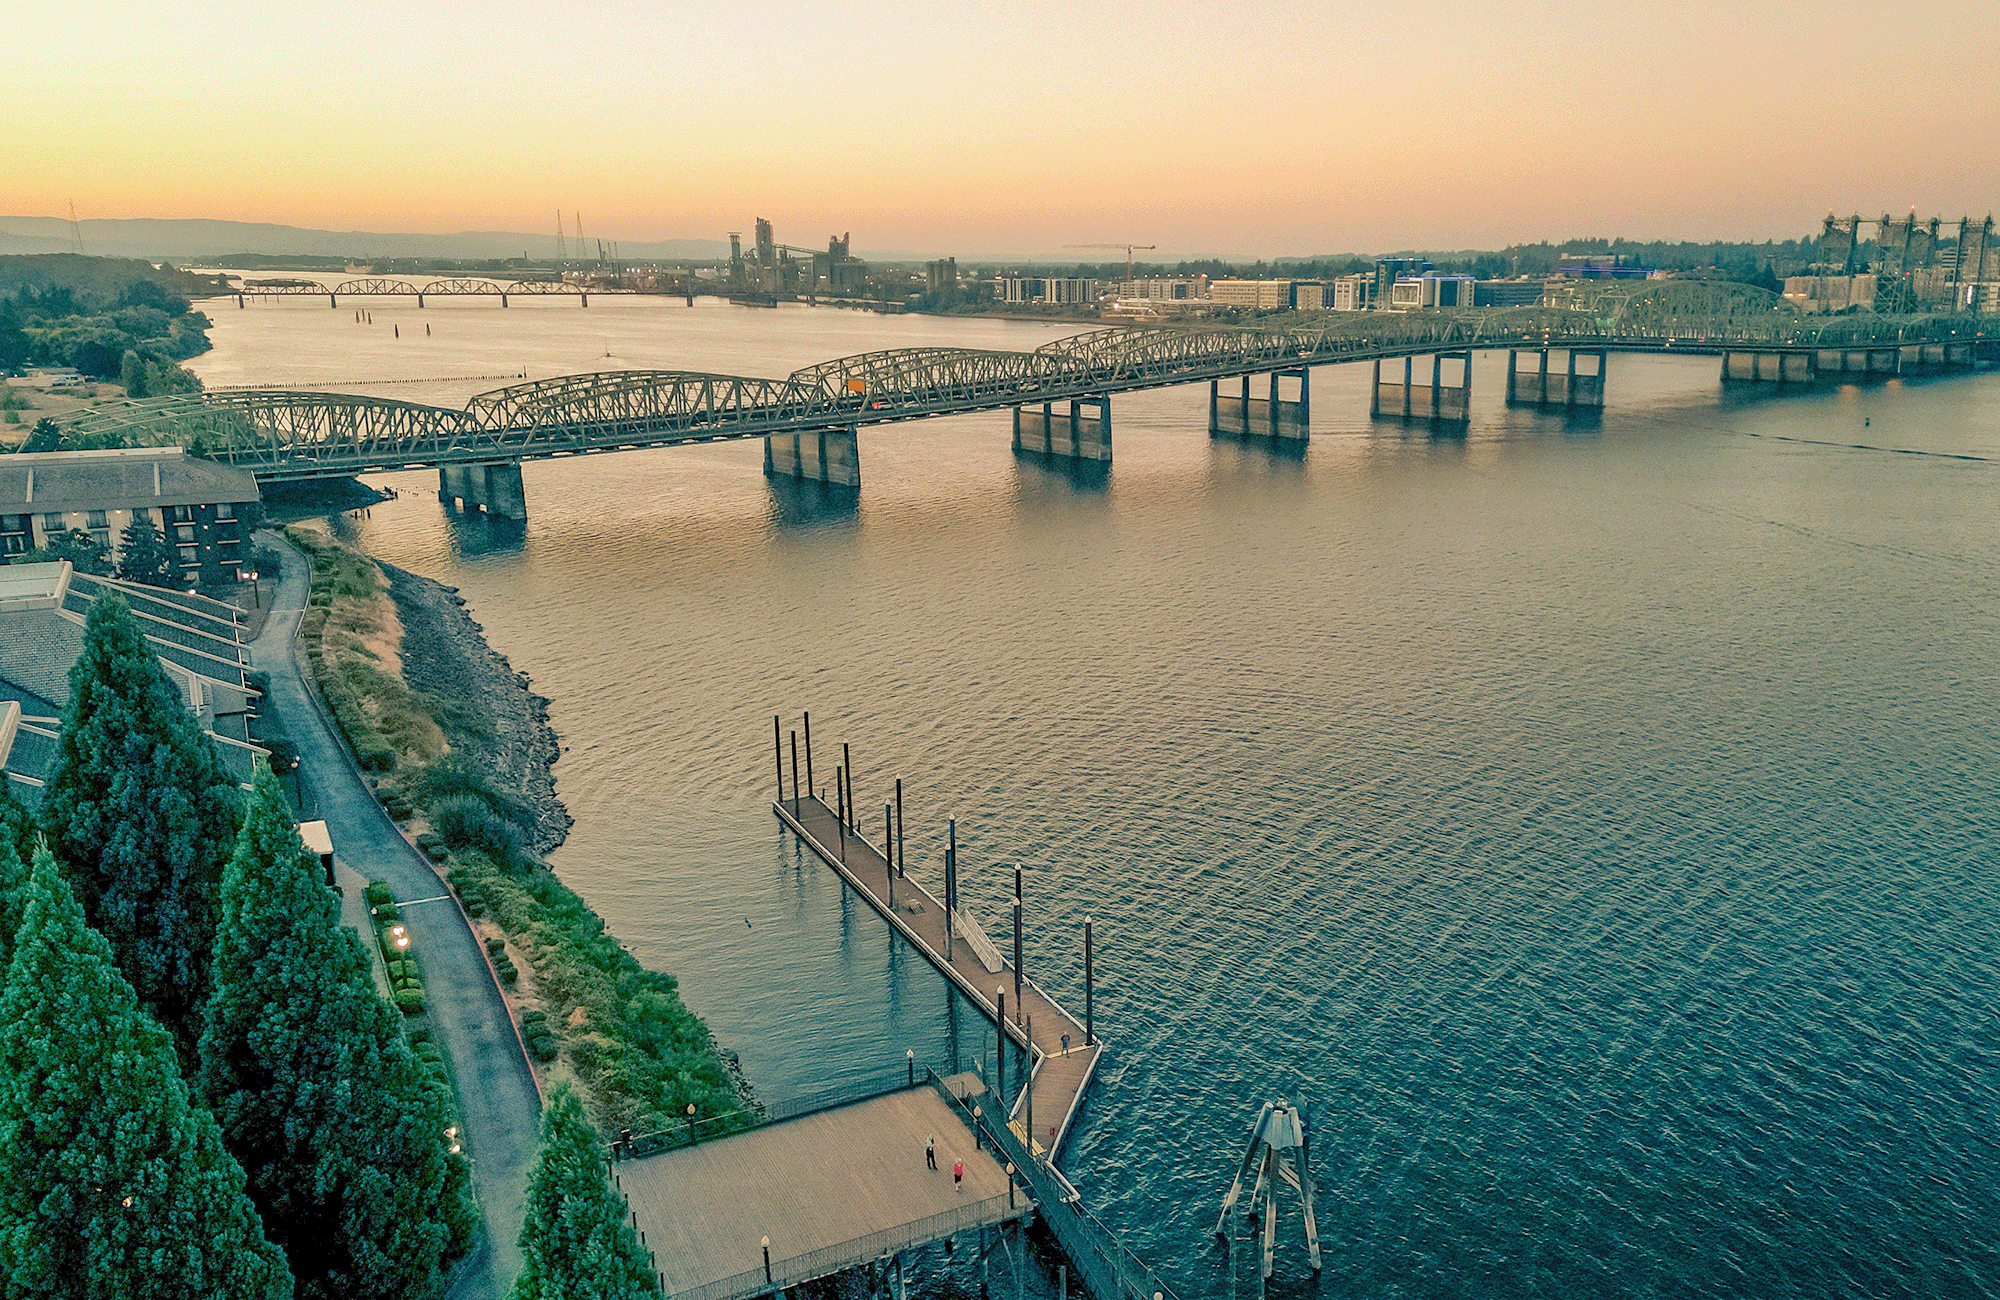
954, 1159, 963, 1191
927, 1135, 937, 1170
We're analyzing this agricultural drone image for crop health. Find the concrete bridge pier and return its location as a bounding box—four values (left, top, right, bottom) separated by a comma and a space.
1210, 369, 1309, 443
765, 427, 862, 487
1012, 398, 1112, 462
1721, 350, 1814, 383
438, 461, 528, 520
1373, 352, 1471, 426
1506, 348, 1607, 409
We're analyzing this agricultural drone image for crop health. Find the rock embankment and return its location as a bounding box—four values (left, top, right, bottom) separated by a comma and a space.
384, 564, 573, 852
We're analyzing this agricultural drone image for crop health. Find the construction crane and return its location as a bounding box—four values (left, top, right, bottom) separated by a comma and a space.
1064, 242, 1156, 289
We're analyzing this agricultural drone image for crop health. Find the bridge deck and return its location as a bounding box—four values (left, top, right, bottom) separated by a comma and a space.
777, 796, 1102, 1162
622, 1086, 1025, 1300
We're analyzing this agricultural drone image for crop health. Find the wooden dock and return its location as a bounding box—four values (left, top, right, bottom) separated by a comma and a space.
622, 1085, 1027, 1300
774, 793, 1103, 1166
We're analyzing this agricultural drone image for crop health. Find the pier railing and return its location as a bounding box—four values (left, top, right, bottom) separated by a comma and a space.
668, 1192, 1019, 1300
931, 1072, 1182, 1300
613, 1066, 919, 1159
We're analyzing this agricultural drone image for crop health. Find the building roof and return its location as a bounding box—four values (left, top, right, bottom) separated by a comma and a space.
0, 446, 261, 516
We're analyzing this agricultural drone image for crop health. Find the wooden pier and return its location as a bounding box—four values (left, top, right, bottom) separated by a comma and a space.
772, 790, 1102, 1165
622, 1084, 1028, 1300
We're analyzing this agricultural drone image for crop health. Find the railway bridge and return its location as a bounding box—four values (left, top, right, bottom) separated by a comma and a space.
57, 283, 1995, 520
232, 276, 608, 307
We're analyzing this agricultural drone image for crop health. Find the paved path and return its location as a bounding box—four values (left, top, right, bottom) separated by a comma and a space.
622, 1086, 1024, 1300
251, 529, 540, 1298
776, 794, 1102, 1164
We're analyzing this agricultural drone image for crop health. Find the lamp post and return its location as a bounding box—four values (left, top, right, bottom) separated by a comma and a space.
246, 569, 261, 608
762, 1236, 772, 1285
686, 1102, 696, 1147
907, 1048, 915, 1087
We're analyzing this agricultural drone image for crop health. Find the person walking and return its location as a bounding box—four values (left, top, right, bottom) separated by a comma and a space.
926, 1135, 937, 1170
953, 1159, 964, 1192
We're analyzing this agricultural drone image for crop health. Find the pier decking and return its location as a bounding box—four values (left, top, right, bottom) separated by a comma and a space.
774, 794, 1102, 1163
624, 1086, 1026, 1300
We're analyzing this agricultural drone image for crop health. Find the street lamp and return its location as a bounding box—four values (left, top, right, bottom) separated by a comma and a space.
762, 1236, 772, 1284
246, 569, 261, 608
686, 1102, 697, 1147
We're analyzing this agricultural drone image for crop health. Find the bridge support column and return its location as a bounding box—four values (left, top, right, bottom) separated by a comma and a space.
1013, 397, 1111, 462
1507, 349, 1606, 408
764, 427, 861, 488
1721, 350, 1814, 383
438, 461, 528, 520
1373, 352, 1471, 426
1210, 370, 1308, 443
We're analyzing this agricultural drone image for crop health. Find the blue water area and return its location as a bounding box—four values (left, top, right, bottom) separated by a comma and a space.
201, 302, 2000, 1300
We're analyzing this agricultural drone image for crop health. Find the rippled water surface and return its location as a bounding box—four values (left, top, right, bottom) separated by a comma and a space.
194, 296, 2000, 1299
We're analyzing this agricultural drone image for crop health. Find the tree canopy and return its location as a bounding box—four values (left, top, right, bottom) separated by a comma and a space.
198, 765, 474, 1299
0, 785, 29, 966
39, 592, 239, 1040
0, 844, 292, 1299
115, 512, 180, 589
513, 1085, 657, 1300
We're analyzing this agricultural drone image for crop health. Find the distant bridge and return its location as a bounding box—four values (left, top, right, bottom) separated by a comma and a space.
59, 283, 1996, 517
232, 277, 609, 307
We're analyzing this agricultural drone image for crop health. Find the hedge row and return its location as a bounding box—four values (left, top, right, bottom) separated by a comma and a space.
370, 878, 426, 1015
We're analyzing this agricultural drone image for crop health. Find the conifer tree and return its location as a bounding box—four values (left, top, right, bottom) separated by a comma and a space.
40, 592, 239, 1038
115, 512, 181, 590
0, 845, 292, 1299
514, 1086, 658, 1300
0, 786, 28, 964
198, 765, 475, 1300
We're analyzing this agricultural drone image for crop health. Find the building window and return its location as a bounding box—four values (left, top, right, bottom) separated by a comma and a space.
178, 546, 199, 566
214, 503, 234, 520
176, 525, 196, 543
91, 530, 111, 551
86, 511, 108, 529
171, 504, 195, 523
1, 537, 22, 556
43, 513, 64, 533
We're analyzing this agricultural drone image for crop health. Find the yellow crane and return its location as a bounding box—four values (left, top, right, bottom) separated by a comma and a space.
1064, 242, 1156, 290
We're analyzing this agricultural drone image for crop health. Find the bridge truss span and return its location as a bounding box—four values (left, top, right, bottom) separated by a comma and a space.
56, 292, 1993, 485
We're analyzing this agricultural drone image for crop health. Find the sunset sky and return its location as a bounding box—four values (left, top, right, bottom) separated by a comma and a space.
11, 0, 1997, 259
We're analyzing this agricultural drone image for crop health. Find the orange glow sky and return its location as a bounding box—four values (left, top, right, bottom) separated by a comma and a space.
11, 0, 1998, 259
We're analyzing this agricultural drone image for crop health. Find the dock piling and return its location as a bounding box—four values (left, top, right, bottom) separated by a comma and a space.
804, 713, 814, 803
996, 989, 1006, 1111
773, 716, 783, 798
790, 732, 800, 816
895, 778, 904, 877
842, 743, 853, 827
1013, 867, 1023, 1008
885, 805, 895, 905
1085, 917, 1094, 1046
946, 820, 958, 962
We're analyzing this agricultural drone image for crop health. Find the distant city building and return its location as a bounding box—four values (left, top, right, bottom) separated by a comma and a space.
1472, 279, 1550, 308
925, 257, 958, 294
994, 277, 1100, 305
0, 561, 264, 800
1329, 275, 1371, 311
1374, 258, 1431, 305
1782, 274, 1878, 314
1209, 280, 1293, 309
813, 232, 867, 295
1118, 277, 1207, 301
1389, 274, 1474, 309
1293, 282, 1329, 310
0, 447, 262, 586
1557, 254, 1652, 279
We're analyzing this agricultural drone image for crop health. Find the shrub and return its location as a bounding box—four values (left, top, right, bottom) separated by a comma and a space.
498, 963, 518, 985
484, 937, 506, 956
431, 795, 522, 866
519, 1008, 546, 1026
396, 988, 424, 1015
370, 902, 399, 923
526, 1032, 558, 1064
406, 1026, 431, 1046
365, 881, 393, 906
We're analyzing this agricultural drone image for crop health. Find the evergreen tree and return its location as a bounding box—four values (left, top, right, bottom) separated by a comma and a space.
22, 417, 65, 454
0, 786, 28, 964
40, 592, 239, 1039
115, 511, 180, 589
198, 765, 475, 1299
0, 845, 291, 1299
119, 349, 148, 398
40, 529, 111, 575
514, 1086, 657, 1300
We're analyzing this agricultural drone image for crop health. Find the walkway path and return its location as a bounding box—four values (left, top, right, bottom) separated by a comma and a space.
775, 793, 1102, 1164
251, 529, 541, 1298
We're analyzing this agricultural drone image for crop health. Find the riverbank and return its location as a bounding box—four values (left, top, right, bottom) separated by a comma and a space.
284, 524, 748, 1143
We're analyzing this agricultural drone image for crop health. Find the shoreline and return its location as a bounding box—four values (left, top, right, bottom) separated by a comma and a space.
382, 561, 573, 853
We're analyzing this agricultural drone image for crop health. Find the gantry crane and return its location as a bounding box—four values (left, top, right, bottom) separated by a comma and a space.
1063, 242, 1156, 290
1213, 1099, 1322, 1281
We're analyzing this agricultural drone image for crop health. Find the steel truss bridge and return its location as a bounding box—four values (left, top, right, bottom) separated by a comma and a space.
233, 277, 608, 305
61, 283, 1995, 483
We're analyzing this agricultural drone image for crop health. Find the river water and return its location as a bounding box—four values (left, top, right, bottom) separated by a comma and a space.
191, 292, 2000, 1300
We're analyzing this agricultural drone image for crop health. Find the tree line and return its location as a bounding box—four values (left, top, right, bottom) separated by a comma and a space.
0, 593, 653, 1297
0, 254, 215, 392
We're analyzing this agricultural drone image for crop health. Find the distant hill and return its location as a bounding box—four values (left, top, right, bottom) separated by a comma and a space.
0, 216, 733, 262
